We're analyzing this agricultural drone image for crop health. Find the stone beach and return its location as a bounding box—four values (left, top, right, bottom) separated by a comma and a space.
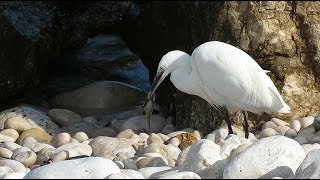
0, 99, 318, 178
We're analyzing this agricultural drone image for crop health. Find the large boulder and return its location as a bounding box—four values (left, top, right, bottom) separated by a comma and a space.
49, 81, 146, 116
121, 1, 320, 134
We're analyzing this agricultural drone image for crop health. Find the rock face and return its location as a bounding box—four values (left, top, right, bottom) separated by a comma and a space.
121, 1, 320, 134
0, 1, 138, 106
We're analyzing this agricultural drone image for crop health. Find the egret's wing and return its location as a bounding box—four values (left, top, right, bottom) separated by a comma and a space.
191, 42, 283, 113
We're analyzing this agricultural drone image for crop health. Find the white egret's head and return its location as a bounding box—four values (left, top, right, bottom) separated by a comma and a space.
147, 50, 190, 99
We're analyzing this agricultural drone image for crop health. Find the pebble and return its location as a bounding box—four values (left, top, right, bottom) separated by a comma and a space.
168, 137, 180, 146
0, 134, 14, 143
300, 116, 315, 129
0, 142, 21, 151
0, 129, 19, 142
314, 116, 320, 131
193, 130, 202, 140
284, 129, 298, 139
138, 166, 172, 179
138, 133, 149, 143
270, 118, 289, 126
294, 136, 308, 145
206, 128, 228, 144
89, 136, 135, 160
17, 128, 52, 144
156, 133, 170, 142
141, 143, 165, 156
4, 117, 31, 132
0, 148, 13, 159
23, 157, 120, 179
0, 159, 26, 173
262, 121, 277, 130
3, 172, 26, 179
259, 128, 277, 139
220, 135, 252, 159
50, 133, 72, 148
34, 147, 55, 165
290, 120, 301, 132
48, 109, 82, 127
178, 139, 223, 178
119, 115, 166, 133
136, 156, 168, 169
0, 166, 14, 178
12, 150, 37, 168
297, 126, 316, 142
147, 133, 164, 144
223, 135, 306, 179
106, 169, 145, 179
116, 129, 134, 139
152, 171, 201, 179
301, 143, 320, 155
176, 145, 191, 166
296, 149, 320, 176
72, 132, 89, 143
274, 126, 290, 136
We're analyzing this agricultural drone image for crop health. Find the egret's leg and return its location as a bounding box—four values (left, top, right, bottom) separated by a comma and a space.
226, 112, 234, 135
242, 111, 249, 138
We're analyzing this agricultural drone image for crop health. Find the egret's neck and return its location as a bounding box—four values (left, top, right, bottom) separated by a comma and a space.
170, 61, 198, 96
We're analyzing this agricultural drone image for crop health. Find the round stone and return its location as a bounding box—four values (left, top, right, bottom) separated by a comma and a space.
259, 128, 277, 139
168, 137, 180, 147
17, 128, 52, 145
290, 120, 301, 132
262, 121, 277, 130
270, 118, 289, 126
156, 133, 170, 142
12, 150, 37, 168
116, 129, 134, 139
0, 148, 13, 159
147, 134, 164, 145
49, 133, 72, 148
136, 156, 168, 169
0, 129, 19, 141
274, 126, 291, 136
72, 132, 89, 143
314, 116, 320, 132
284, 129, 298, 139
300, 116, 315, 129
4, 116, 31, 133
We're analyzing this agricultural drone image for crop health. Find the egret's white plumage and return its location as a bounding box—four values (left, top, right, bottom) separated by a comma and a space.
149, 41, 291, 117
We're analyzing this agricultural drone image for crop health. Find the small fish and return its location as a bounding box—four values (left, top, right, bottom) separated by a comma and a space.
143, 92, 155, 134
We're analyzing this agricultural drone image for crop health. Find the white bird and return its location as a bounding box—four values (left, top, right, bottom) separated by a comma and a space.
146, 41, 291, 138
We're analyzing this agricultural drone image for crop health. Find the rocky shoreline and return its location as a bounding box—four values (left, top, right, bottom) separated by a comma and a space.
0, 95, 318, 179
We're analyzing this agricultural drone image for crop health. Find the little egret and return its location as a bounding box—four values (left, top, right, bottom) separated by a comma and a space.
145, 41, 291, 138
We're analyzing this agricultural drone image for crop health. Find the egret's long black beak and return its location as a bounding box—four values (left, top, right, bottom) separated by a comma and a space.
147, 68, 165, 100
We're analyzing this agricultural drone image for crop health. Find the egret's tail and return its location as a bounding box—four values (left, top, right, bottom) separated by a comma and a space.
277, 103, 291, 114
